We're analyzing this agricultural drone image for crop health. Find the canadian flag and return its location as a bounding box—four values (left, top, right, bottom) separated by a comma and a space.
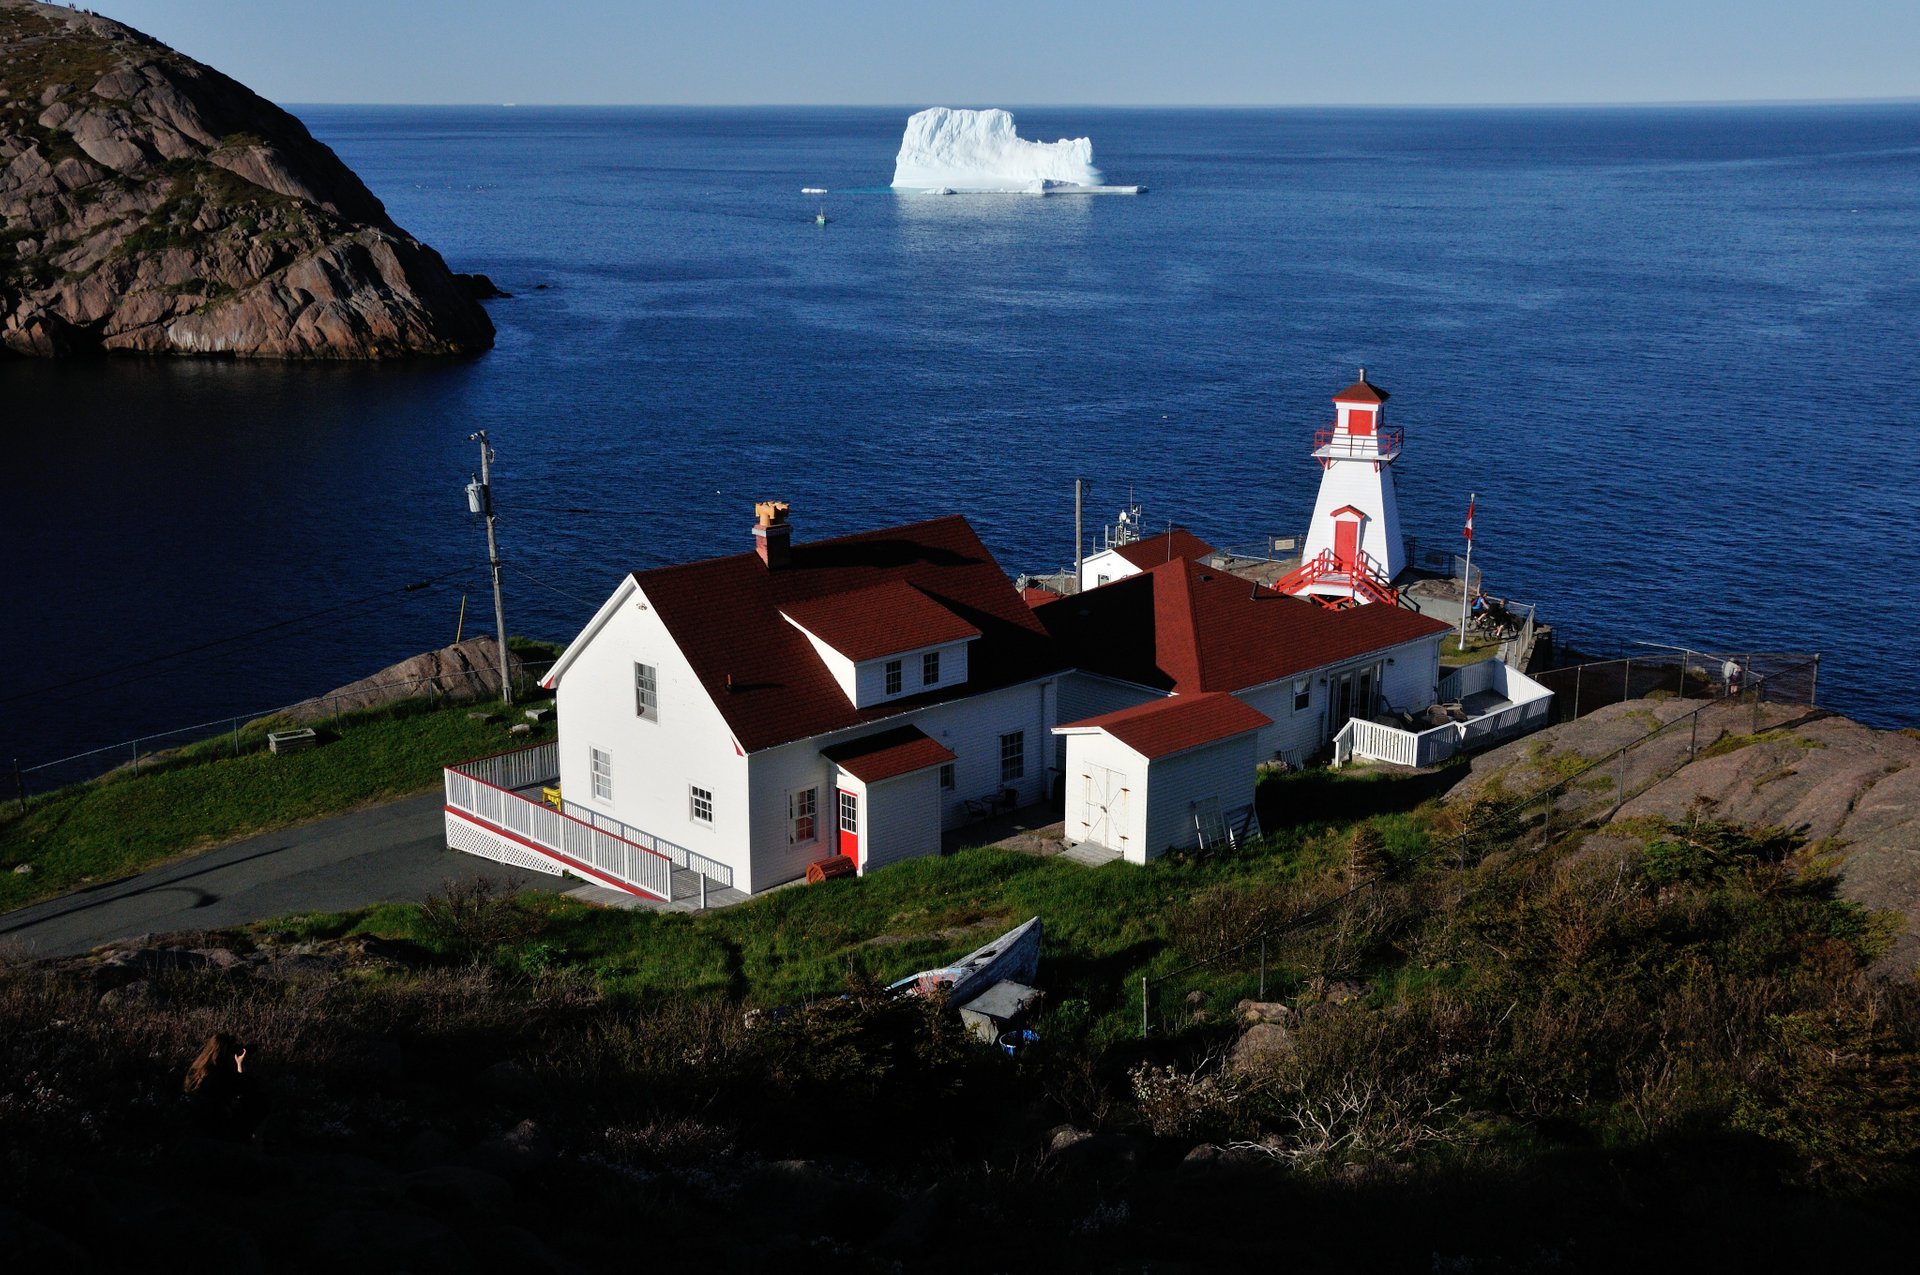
1464, 496, 1475, 544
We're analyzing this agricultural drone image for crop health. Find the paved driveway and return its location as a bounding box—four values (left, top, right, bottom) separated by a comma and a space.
0, 791, 559, 960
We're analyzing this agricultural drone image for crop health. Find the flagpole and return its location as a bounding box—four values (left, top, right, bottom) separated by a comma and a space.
1458, 492, 1476, 649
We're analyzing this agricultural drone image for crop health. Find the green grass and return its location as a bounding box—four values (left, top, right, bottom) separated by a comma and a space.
1441, 633, 1502, 666
0, 697, 553, 912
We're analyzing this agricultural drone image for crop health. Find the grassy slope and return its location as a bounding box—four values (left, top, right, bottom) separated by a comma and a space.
0, 699, 553, 912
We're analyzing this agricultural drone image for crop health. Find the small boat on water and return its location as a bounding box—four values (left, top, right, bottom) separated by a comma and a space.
815, 205, 829, 226
887, 916, 1041, 1009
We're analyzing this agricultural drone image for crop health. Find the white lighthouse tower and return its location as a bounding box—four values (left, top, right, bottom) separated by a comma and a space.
1275, 370, 1406, 607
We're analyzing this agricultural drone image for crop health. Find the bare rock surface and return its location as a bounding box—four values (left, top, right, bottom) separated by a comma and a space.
1453, 699, 1920, 974
0, 0, 493, 357
280, 637, 525, 723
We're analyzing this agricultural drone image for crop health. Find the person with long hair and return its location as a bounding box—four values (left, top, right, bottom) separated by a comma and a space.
182, 1031, 267, 1139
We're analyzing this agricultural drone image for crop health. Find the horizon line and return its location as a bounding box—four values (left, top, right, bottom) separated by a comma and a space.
278, 96, 1920, 111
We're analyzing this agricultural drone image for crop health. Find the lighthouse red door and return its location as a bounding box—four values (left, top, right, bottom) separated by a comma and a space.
1333, 518, 1359, 569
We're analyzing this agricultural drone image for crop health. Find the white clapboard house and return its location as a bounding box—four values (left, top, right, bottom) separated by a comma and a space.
441, 502, 1539, 901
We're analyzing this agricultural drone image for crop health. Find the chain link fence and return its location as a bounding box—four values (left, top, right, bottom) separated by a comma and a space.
11, 658, 557, 803
1139, 652, 1823, 1036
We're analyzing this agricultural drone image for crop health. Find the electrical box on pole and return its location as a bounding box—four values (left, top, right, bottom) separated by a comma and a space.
466, 431, 513, 706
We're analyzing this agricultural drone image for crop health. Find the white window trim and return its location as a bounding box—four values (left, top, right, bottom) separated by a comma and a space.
1292, 676, 1311, 713
634, 661, 658, 721
884, 659, 903, 695
787, 786, 819, 846
689, 783, 714, 827
922, 650, 940, 686
999, 730, 1025, 783
589, 746, 613, 803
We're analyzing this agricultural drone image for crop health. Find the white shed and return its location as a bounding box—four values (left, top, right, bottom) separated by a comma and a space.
1053, 692, 1272, 864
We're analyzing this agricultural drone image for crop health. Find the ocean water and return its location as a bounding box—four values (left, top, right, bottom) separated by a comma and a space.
6, 104, 1919, 777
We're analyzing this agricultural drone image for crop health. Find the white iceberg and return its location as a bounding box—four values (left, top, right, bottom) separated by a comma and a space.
892, 107, 1121, 193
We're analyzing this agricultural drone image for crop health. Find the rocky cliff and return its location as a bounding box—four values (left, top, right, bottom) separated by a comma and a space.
0, 0, 493, 357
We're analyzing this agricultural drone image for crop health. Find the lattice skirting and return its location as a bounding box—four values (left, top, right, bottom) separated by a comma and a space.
445, 812, 565, 877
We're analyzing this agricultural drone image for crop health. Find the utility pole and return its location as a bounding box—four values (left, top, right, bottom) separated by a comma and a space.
1073, 477, 1087, 594
467, 431, 513, 706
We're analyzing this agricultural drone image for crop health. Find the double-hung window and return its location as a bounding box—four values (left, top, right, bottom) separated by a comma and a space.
921, 650, 941, 686
884, 659, 903, 695
1293, 677, 1311, 712
590, 747, 613, 802
939, 762, 955, 791
788, 787, 818, 845
999, 731, 1025, 783
690, 784, 714, 826
634, 662, 658, 720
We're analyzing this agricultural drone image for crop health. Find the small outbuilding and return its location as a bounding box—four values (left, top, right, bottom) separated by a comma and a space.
1053, 692, 1272, 863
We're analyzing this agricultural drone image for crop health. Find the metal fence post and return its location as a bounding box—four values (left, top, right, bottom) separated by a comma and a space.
1574, 665, 1583, 719
1141, 976, 1150, 1039
1616, 748, 1627, 809
1678, 650, 1690, 699
233, 718, 241, 759
132, 739, 141, 775
1623, 657, 1632, 704
1259, 937, 1267, 1000
1689, 711, 1699, 761
1809, 655, 1819, 707
12, 758, 24, 814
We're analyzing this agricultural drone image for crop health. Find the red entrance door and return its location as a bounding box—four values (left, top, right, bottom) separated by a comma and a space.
837, 789, 859, 865
1333, 518, 1359, 569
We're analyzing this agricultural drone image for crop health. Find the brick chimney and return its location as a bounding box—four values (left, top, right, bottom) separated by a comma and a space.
753, 500, 792, 568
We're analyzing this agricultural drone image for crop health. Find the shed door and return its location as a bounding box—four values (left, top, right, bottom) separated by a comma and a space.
1080, 765, 1126, 850
837, 789, 859, 865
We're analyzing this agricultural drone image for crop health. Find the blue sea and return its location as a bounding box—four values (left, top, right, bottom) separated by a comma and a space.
7, 104, 1919, 777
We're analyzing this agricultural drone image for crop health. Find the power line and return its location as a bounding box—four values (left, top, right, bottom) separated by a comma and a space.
1, 568, 480, 707
505, 564, 600, 609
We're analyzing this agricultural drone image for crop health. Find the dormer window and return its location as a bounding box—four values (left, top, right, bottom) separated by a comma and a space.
885, 660, 903, 695
922, 650, 940, 686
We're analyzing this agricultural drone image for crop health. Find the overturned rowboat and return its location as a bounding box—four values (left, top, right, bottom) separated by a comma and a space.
887, 916, 1041, 1010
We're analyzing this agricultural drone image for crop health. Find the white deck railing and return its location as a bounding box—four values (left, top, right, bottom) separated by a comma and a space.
1336, 663, 1555, 769
445, 745, 674, 900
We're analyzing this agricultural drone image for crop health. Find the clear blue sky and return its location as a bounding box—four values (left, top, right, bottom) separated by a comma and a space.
100, 0, 1918, 106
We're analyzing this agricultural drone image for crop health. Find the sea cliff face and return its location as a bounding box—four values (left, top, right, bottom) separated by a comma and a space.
0, 0, 493, 357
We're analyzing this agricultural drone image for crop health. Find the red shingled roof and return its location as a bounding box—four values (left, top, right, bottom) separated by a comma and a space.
783, 579, 981, 662
1060, 692, 1270, 760
822, 725, 956, 783
1333, 377, 1389, 404
1037, 558, 1449, 695
631, 515, 1061, 753
1112, 527, 1214, 571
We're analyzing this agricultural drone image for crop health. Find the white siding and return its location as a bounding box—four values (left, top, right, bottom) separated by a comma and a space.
1059, 730, 1260, 864
849, 638, 973, 707
1060, 731, 1146, 859
745, 676, 1061, 889
1054, 671, 1164, 770
1233, 634, 1444, 765
553, 581, 750, 884
1141, 736, 1260, 858
1300, 418, 1406, 584
1078, 546, 1143, 592
862, 768, 943, 872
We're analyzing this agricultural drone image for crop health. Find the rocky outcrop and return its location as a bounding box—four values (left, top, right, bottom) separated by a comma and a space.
1453, 700, 1920, 975
278, 637, 526, 723
0, 0, 493, 357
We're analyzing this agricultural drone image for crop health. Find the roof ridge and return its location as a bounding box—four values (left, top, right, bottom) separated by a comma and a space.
632, 512, 974, 583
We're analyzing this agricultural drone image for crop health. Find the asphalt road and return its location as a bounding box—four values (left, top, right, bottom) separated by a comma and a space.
0, 791, 560, 960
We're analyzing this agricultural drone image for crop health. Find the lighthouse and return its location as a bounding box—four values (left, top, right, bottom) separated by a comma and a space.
1274, 369, 1406, 607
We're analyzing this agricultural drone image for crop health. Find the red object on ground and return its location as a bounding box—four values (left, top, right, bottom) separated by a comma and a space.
806, 855, 856, 884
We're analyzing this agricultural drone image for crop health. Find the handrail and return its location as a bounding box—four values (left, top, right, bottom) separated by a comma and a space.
1313, 426, 1404, 457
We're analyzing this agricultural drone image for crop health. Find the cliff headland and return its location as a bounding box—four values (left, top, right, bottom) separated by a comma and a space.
0, 0, 493, 357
